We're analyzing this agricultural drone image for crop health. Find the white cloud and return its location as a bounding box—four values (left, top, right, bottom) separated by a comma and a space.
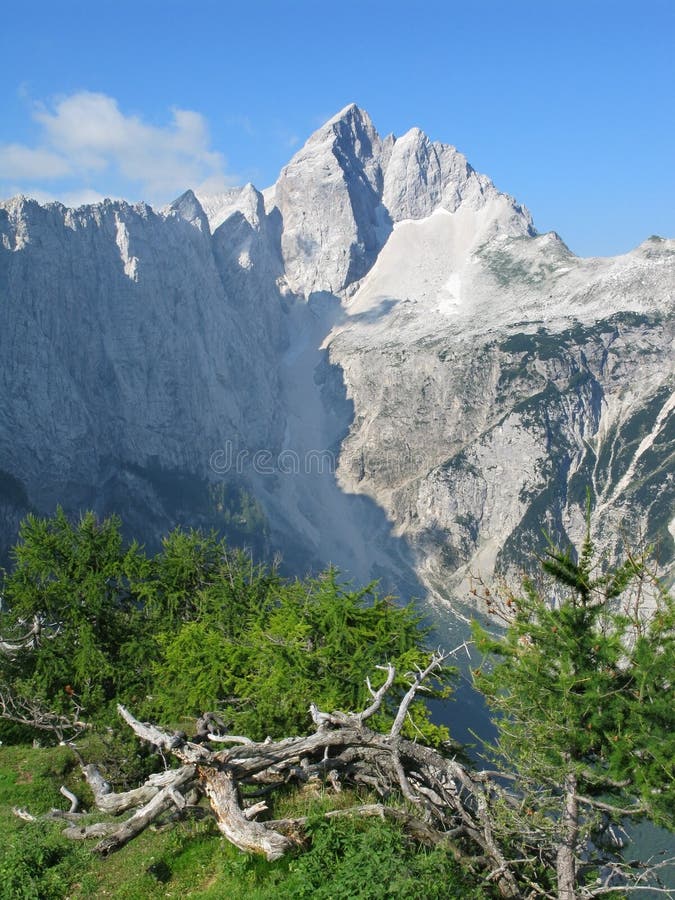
195, 173, 241, 197
0, 144, 71, 180
1, 91, 236, 206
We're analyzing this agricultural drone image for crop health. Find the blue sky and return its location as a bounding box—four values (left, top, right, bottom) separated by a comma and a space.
1, 0, 673, 257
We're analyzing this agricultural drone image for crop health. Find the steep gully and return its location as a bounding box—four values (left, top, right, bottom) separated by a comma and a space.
234, 292, 491, 747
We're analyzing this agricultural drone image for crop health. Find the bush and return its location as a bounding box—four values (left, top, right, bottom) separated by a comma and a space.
0, 511, 451, 746
0, 821, 88, 900
277, 815, 487, 899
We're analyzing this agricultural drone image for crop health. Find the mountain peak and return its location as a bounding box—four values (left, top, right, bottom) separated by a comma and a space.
306, 103, 379, 151
324, 102, 368, 126
165, 189, 209, 233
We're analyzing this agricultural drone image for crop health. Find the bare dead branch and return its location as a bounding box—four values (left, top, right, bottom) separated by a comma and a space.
0, 685, 89, 742
0, 615, 44, 655
83, 763, 196, 815
62, 822, 118, 841
574, 793, 647, 817
206, 733, 253, 744
268, 803, 460, 847
59, 785, 80, 814
390, 650, 449, 738
93, 784, 188, 855
116, 704, 210, 764
12, 806, 37, 822
309, 664, 396, 729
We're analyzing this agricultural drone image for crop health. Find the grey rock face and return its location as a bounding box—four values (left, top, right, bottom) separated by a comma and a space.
381, 126, 518, 223
0, 193, 286, 557
261, 103, 532, 299
271, 104, 388, 296
1, 105, 672, 605
328, 232, 675, 599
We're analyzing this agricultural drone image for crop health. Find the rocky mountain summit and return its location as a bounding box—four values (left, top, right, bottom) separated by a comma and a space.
1, 104, 673, 605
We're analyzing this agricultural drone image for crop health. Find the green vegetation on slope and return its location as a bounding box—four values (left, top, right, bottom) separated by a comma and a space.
0, 508, 672, 898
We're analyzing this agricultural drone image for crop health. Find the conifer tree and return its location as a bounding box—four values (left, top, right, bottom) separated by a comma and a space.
473, 526, 674, 898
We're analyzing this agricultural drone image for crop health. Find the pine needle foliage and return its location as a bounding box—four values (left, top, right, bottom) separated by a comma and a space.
473, 522, 674, 892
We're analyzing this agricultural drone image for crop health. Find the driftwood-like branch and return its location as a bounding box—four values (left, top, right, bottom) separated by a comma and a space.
60, 785, 80, 814
116, 706, 193, 755
81, 765, 112, 802
93, 785, 185, 855
579, 855, 675, 897
0, 615, 44, 655
390, 650, 449, 738
574, 793, 647, 817
309, 663, 396, 728
62, 822, 118, 841
206, 733, 253, 744
13, 806, 37, 822
192, 712, 253, 745
268, 803, 460, 847
0, 686, 89, 742
83, 763, 196, 815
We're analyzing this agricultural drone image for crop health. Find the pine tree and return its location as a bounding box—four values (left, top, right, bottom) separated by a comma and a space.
473, 527, 674, 898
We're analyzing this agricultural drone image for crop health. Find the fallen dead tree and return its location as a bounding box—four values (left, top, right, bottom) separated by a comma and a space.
23, 651, 519, 897
14, 650, 672, 899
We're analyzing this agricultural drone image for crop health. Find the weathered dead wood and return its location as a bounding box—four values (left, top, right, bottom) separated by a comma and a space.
81, 764, 111, 801
13, 806, 37, 822
51, 654, 521, 895
83, 763, 196, 814
192, 712, 252, 745
268, 803, 461, 847
115, 706, 195, 755
62, 822, 118, 840
13, 647, 665, 898
0, 615, 44, 655
243, 800, 268, 820
0, 686, 89, 741
309, 662, 395, 728
117, 724, 514, 891
113, 653, 522, 894
200, 767, 294, 861
93, 785, 186, 855
206, 733, 253, 744
389, 651, 451, 738
13, 805, 83, 824
60, 785, 80, 814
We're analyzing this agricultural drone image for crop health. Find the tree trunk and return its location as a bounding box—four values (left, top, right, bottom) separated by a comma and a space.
556, 770, 579, 900
200, 767, 294, 861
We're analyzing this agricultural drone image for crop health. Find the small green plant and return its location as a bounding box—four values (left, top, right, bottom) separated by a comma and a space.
0, 820, 89, 900
277, 815, 487, 899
